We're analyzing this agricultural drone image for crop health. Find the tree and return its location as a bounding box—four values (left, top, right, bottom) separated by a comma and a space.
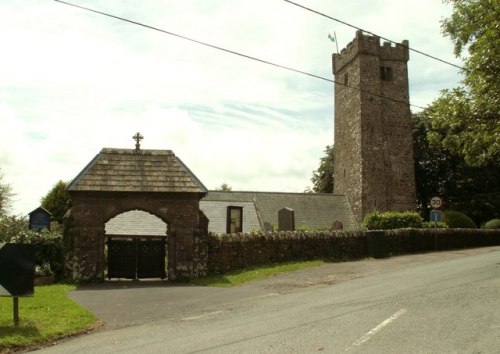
216, 182, 232, 192
41, 180, 72, 224
428, 0, 500, 166
0, 169, 14, 217
413, 112, 500, 225
0, 215, 28, 242
311, 145, 334, 193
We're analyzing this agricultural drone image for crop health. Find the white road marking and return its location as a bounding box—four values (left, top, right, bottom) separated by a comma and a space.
346, 309, 407, 351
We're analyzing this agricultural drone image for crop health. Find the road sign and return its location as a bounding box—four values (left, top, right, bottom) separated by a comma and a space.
430, 210, 443, 223
430, 196, 443, 209
0, 243, 35, 297
0, 243, 35, 326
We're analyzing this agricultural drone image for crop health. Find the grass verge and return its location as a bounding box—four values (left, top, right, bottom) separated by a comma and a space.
0, 284, 97, 351
191, 260, 324, 287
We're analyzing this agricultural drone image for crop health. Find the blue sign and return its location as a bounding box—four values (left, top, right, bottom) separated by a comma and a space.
29, 207, 51, 231
430, 210, 442, 222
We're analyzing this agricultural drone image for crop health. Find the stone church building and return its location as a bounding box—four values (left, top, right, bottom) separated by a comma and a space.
333, 30, 416, 222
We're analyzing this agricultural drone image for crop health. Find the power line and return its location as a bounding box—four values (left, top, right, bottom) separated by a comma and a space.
282, 0, 465, 71
54, 0, 427, 110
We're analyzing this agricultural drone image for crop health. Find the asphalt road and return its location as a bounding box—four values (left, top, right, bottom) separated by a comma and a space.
35, 247, 500, 353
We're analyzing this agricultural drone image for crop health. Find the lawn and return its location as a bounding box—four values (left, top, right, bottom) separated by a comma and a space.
191, 260, 324, 287
0, 284, 97, 350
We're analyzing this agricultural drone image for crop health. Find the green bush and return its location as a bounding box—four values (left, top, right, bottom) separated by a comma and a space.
422, 221, 449, 229
442, 210, 477, 229
483, 218, 500, 229
362, 211, 424, 230
1, 218, 64, 279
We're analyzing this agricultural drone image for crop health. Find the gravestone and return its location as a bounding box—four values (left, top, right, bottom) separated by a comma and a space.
278, 207, 295, 231
263, 222, 273, 232
331, 219, 343, 231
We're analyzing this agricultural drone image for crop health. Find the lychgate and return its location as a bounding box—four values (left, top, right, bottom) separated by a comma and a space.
63, 142, 208, 282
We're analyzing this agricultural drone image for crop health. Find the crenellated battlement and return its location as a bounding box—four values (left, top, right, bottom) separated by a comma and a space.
332, 30, 409, 74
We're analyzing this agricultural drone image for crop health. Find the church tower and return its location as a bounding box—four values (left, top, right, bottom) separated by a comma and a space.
333, 30, 416, 222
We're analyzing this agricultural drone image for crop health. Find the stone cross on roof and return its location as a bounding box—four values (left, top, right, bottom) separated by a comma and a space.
133, 132, 143, 152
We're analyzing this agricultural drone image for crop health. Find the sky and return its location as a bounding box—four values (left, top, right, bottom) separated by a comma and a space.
0, 0, 463, 216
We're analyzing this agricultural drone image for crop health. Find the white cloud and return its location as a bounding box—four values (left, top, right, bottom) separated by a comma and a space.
0, 0, 462, 215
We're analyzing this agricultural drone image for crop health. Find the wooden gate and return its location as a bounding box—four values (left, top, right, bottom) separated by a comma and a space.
106, 236, 166, 279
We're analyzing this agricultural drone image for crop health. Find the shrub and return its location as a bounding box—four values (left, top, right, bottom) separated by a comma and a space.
5, 226, 64, 279
442, 210, 477, 229
362, 211, 424, 230
483, 218, 500, 229
422, 221, 448, 229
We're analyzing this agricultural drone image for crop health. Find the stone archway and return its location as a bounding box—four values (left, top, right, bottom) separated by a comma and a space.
63, 147, 208, 282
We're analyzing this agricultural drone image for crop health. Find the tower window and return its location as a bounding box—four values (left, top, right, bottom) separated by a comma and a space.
380, 66, 393, 81
344, 73, 349, 85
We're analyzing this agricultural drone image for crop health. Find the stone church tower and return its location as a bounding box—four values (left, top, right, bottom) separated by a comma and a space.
332, 30, 416, 222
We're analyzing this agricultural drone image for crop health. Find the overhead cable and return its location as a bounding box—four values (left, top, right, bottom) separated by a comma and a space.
54, 0, 428, 110
282, 0, 464, 71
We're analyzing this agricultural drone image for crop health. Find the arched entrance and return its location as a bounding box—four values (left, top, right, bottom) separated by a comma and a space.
105, 210, 168, 280
63, 147, 208, 282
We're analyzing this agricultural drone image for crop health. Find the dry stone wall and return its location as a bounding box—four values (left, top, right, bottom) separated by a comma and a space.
207, 229, 500, 274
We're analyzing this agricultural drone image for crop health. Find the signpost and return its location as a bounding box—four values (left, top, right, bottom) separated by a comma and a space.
429, 196, 444, 251
430, 210, 443, 222
430, 196, 443, 210
0, 243, 35, 326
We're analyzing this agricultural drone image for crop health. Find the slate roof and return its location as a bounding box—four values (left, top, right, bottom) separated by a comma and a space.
202, 191, 358, 231
67, 148, 207, 193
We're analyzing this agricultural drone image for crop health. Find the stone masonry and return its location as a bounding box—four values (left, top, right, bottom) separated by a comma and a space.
333, 30, 416, 222
64, 147, 208, 282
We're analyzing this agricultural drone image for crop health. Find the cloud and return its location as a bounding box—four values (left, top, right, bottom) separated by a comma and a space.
0, 0, 462, 214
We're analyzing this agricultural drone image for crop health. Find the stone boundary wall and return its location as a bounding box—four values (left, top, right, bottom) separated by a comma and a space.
207, 229, 500, 274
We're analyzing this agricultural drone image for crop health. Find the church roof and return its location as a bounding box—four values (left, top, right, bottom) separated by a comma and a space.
202, 191, 358, 231
67, 148, 207, 193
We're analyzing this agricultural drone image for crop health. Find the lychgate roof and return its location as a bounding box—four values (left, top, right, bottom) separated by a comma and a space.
67, 148, 207, 193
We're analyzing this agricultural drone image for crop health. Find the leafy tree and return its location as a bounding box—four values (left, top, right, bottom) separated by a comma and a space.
0, 169, 14, 217
413, 112, 500, 225
0, 215, 28, 242
428, 0, 500, 166
311, 145, 334, 193
216, 182, 232, 192
41, 180, 72, 224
